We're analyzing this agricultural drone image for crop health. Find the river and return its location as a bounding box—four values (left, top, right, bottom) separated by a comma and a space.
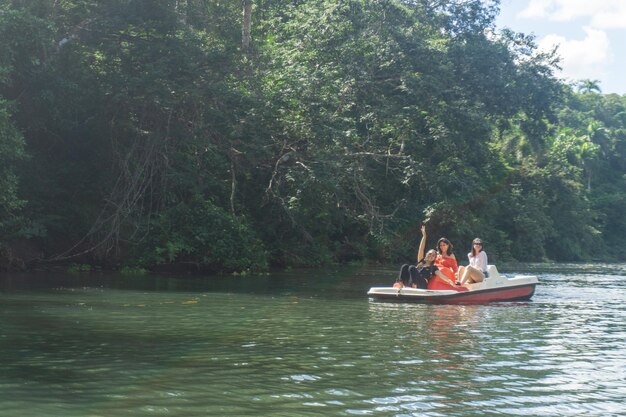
1, 263, 625, 416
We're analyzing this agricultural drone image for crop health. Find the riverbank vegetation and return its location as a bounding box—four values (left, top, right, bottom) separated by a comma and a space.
1, 0, 625, 272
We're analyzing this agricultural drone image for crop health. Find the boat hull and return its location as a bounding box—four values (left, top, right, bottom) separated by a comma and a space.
367, 283, 536, 304
367, 265, 538, 304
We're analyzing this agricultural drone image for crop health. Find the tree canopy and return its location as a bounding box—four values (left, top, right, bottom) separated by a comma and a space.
1, 0, 625, 272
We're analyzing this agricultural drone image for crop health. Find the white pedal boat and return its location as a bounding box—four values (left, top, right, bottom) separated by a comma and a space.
367, 265, 538, 304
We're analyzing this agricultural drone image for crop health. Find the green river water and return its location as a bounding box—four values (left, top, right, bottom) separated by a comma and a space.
1, 263, 625, 416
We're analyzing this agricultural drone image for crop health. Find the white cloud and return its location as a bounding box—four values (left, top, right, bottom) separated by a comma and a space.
538, 27, 612, 82
518, 0, 551, 19
519, 0, 626, 29
591, 10, 626, 29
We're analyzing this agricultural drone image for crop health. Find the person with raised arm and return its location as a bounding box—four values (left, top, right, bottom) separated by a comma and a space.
394, 225, 467, 291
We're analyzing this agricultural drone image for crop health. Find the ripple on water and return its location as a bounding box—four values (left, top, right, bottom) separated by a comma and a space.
1, 264, 625, 416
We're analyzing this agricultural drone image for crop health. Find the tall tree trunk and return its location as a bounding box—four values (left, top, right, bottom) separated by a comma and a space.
176, 0, 188, 25
230, 157, 237, 216
242, 0, 252, 51
229, 148, 243, 217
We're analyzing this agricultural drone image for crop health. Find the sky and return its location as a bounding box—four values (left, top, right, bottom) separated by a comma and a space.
494, 0, 626, 95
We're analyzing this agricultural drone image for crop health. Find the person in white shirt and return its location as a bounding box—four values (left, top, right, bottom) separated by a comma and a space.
457, 238, 488, 285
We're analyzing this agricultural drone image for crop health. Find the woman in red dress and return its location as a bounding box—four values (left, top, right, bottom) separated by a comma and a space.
427, 237, 467, 291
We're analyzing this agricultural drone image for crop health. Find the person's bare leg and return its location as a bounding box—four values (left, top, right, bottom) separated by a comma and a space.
459, 267, 471, 285
460, 265, 484, 284
465, 266, 484, 283
456, 266, 466, 284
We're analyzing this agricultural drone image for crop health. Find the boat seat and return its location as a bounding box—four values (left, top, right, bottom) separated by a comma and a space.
486, 264, 498, 278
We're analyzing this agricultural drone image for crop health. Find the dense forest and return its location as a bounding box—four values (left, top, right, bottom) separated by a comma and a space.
1, 0, 625, 273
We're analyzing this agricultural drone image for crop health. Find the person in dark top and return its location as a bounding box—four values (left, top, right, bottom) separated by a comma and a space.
395, 225, 448, 289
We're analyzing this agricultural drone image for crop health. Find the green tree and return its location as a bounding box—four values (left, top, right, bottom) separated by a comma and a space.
0, 9, 30, 249
1, 0, 623, 270
0, 99, 25, 234
576, 79, 602, 94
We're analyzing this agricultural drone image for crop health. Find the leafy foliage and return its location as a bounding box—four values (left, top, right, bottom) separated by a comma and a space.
139, 199, 268, 273
0, 0, 624, 270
